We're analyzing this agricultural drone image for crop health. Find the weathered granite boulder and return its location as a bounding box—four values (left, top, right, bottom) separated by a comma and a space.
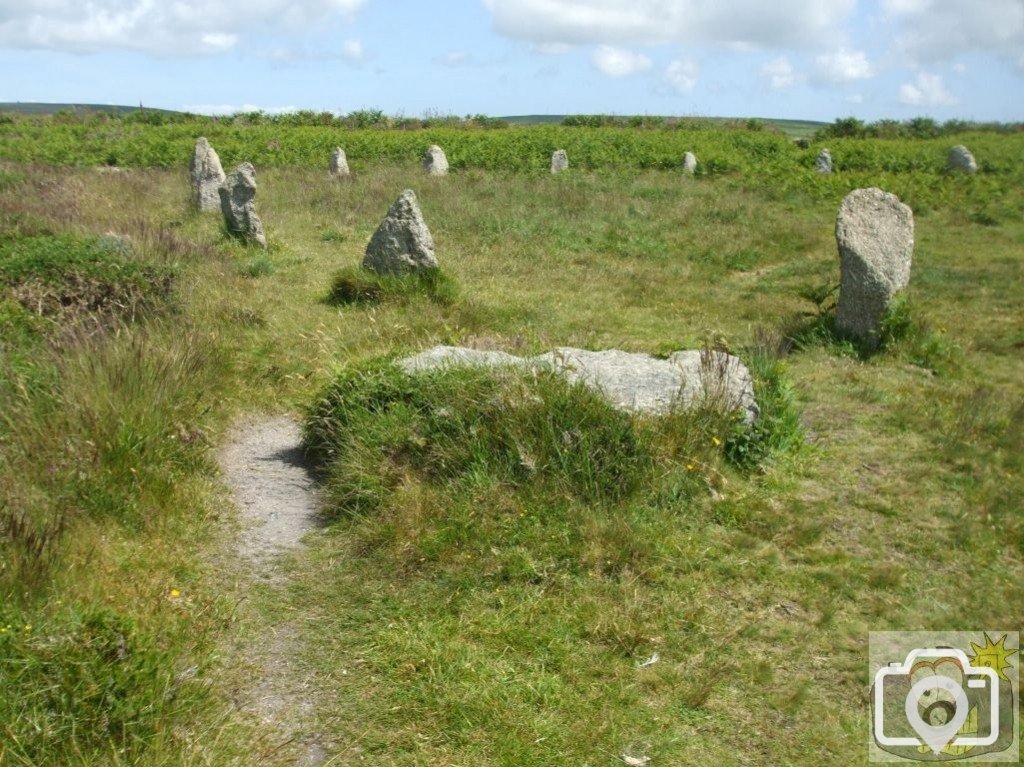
219, 162, 267, 248
551, 149, 569, 174
816, 148, 833, 174
399, 346, 525, 374
398, 345, 759, 423
424, 145, 449, 176
682, 151, 698, 175
190, 137, 226, 212
835, 188, 914, 344
329, 147, 350, 177
947, 145, 977, 174
362, 189, 437, 275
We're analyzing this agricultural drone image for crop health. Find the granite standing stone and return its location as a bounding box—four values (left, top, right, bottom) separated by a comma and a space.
835, 188, 914, 344
219, 162, 267, 249
551, 149, 569, 174
816, 148, 833, 174
329, 147, 350, 177
683, 151, 698, 175
947, 145, 978, 174
190, 137, 226, 213
424, 145, 449, 176
362, 189, 437, 275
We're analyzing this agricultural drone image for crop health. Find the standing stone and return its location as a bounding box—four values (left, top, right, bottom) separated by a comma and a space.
190, 137, 226, 213
835, 188, 914, 344
362, 189, 437, 275
424, 145, 449, 176
682, 151, 697, 175
947, 145, 978, 174
329, 147, 350, 177
551, 149, 569, 174
219, 162, 267, 249
816, 148, 833, 174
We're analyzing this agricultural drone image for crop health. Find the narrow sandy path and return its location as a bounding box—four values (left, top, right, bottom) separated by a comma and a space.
219, 416, 327, 766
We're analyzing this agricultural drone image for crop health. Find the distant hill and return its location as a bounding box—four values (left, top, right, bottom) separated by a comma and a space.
0, 102, 181, 116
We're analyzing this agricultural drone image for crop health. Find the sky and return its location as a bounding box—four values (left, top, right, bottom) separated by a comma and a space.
0, 0, 1021, 122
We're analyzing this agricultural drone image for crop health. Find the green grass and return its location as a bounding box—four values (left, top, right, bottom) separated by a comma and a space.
327, 265, 459, 306
0, 122, 1021, 765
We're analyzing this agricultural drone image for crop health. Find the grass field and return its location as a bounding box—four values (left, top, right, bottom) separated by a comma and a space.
0, 122, 1022, 765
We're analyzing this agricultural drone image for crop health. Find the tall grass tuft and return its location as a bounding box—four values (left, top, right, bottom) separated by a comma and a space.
327, 266, 459, 306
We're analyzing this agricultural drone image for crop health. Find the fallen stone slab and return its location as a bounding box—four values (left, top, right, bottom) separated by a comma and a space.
397, 345, 759, 423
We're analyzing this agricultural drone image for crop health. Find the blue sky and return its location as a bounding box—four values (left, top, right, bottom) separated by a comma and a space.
0, 0, 1021, 121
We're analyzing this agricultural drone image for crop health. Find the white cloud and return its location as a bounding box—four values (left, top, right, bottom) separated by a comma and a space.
591, 45, 652, 77
341, 38, 364, 62
0, 0, 367, 55
899, 72, 957, 106
437, 51, 470, 66
846, 93, 864, 103
881, 0, 1024, 64
665, 59, 698, 93
482, 0, 856, 49
815, 48, 874, 83
762, 56, 797, 89
200, 32, 238, 52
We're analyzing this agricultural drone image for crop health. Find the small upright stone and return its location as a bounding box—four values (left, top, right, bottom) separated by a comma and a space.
816, 148, 833, 174
835, 188, 914, 345
362, 190, 437, 275
424, 145, 449, 176
329, 147, 350, 177
219, 162, 267, 249
190, 137, 226, 213
947, 145, 977, 174
682, 151, 697, 175
551, 149, 569, 174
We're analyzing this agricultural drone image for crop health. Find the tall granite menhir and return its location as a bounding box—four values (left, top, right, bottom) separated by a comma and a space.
424, 145, 449, 176
219, 162, 267, 249
835, 188, 914, 346
329, 147, 350, 177
362, 189, 437, 275
190, 137, 226, 212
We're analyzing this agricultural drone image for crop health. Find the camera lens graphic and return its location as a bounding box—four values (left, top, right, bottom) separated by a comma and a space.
922, 699, 956, 726
905, 675, 970, 754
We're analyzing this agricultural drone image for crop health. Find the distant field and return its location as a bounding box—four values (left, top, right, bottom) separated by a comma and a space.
502, 115, 826, 140
0, 103, 824, 140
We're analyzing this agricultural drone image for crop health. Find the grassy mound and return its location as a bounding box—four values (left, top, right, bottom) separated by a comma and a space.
305, 356, 801, 527
298, 356, 802, 762
0, 233, 173, 332
327, 266, 459, 306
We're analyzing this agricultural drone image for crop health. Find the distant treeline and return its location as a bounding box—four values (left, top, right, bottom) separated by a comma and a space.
0, 108, 786, 133
0, 108, 513, 130
813, 116, 1024, 141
